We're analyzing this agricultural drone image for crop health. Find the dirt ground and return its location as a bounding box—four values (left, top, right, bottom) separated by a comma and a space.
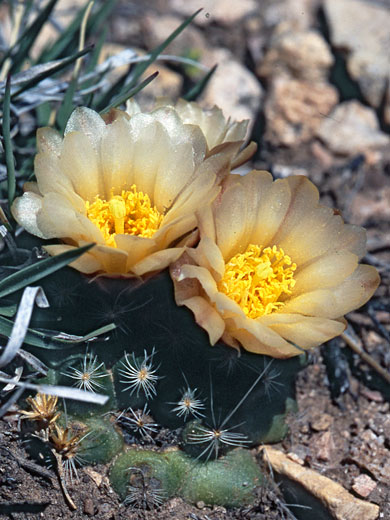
1, 0, 390, 518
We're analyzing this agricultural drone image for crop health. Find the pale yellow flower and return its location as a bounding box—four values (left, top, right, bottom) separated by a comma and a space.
127, 98, 257, 174
10, 103, 236, 276
170, 171, 380, 358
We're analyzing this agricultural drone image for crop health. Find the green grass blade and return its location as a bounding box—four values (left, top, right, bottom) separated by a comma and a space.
38, 0, 115, 63
2, 75, 16, 209
93, 67, 131, 112
9, 0, 60, 73
0, 316, 116, 349
55, 75, 78, 132
0, 243, 95, 299
0, 305, 17, 317
100, 71, 158, 113
121, 9, 202, 95
183, 64, 217, 101
37, 3, 89, 63
12, 46, 93, 100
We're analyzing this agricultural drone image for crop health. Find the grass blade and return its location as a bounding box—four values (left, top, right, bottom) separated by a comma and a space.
100, 71, 158, 113
0, 243, 94, 299
11, 46, 93, 100
55, 75, 78, 132
183, 64, 217, 101
98, 9, 201, 113
0, 316, 115, 350
9, 0, 60, 74
2, 75, 16, 208
38, 0, 115, 63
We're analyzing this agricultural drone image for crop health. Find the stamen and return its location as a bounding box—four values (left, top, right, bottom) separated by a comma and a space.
85, 185, 163, 247
218, 244, 296, 319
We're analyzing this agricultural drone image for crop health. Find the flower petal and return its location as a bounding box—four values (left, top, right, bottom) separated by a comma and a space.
327, 264, 380, 316
292, 252, 359, 296
91, 244, 128, 274
35, 153, 85, 213
11, 192, 45, 238
273, 176, 366, 263
60, 131, 104, 201
186, 236, 225, 279
132, 247, 185, 276
225, 315, 298, 357
215, 170, 274, 260
259, 313, 346, 349
177, 264, 219, 300
282, 264, 379, 318
44, 244, 102, 274
64, 106, 106, 153
100, 117, 135, 196
35, 192, 104, 243
113, 234, 156, 268
179, 295, 226, 345
36, 127, 62, 156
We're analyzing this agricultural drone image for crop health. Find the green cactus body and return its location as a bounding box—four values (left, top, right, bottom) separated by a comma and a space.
16, 233, 304, 508
110, 447, 263, 507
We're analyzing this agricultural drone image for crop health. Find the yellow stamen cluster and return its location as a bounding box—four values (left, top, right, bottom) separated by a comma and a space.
85, 185, 163, 247
218, 244, 297, 319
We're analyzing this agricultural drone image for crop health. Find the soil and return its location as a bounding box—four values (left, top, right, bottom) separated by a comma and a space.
1, 0, 390, 519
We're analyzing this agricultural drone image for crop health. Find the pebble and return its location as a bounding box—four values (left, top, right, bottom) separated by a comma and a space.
264, 76, 338, 146
311, 413, 333, 432
83, 497, 94, 516
317, 101, 390, 156
360, 387, 384, 403
324, 0, 390, 110
258, 27, 333, 82
352, 474, 377, 498
201, 48, 263, 131
314, 431, 335, 462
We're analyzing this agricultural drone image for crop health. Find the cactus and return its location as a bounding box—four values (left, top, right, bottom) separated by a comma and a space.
15, 231, 305, 508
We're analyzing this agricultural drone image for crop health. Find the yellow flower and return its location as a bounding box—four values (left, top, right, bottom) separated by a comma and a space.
170, 171, 380, 358
10, 102, 238, 276
127, 98, 257, 174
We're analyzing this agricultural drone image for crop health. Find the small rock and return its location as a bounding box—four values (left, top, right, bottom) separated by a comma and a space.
314, 431, 336, 462
324, 0, 390, 109
264, 76, 338, 146
311, 413, 333, 432
350, 429, 390, 481
258, 27, 333, 82
196, 500, 205, 509
352, 474, 377, 498
83, 497, 94, 516
263, 446, 380, 520
262, 0, 319, 30
170, 0, 258, 26
359, 387, 384, 403
317, 101, 390, 156
368, 415, 390, 442
201, 48, 263, 131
